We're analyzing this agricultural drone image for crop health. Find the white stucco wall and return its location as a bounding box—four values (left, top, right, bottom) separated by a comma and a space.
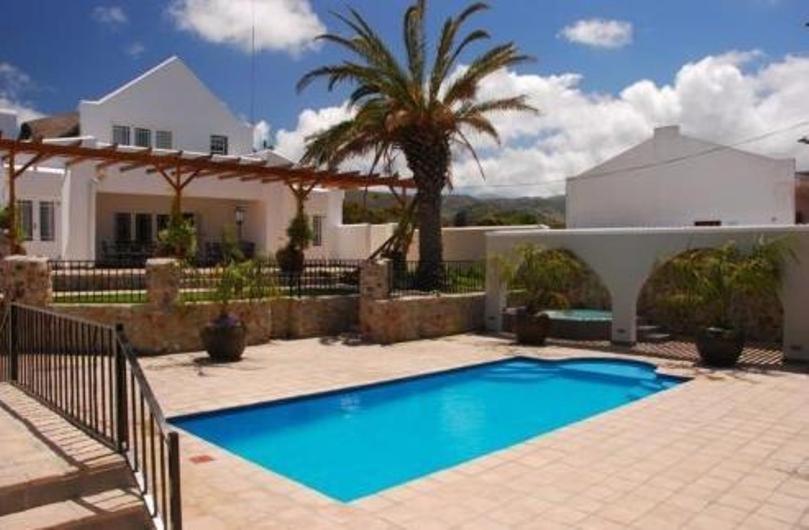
566, 126, 796, 228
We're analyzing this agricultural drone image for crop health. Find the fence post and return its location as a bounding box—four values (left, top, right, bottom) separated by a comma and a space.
114, 324, 129, 453
168, 431, 183, 530
9, 305, 18, 382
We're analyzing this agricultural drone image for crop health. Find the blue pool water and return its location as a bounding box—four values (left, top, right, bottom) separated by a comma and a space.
543, 309, 612, 321
172, 358, 684, 502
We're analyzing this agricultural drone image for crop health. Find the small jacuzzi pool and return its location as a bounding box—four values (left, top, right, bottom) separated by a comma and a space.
545, 309, 612, 341
503, 308, 613, 340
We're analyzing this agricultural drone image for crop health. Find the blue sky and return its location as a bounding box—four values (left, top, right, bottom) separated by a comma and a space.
1, 0, 808, 195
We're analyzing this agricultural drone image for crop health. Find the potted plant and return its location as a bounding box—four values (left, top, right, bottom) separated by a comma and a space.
200, 261, 251, 362
156, 217, 197, 261
659, 237, 794, 367
275, 212, 313, 274
499, 244, 584, 345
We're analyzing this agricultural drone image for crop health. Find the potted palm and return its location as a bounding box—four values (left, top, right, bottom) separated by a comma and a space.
200, 261, 257, 362
499, 244, 584, 345
659, 238, 794, 367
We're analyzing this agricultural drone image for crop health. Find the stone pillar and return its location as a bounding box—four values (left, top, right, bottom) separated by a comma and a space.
359, 259, 390, 300
2, 255, 52, 306
359, 259, 390, 342
146, 258, 181, 310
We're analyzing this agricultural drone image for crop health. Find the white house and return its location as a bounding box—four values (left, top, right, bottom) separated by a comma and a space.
566, 126, 797, 228
0, 57, 346, 261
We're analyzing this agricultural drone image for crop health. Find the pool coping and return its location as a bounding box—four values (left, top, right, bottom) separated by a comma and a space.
169, 354, 688, 424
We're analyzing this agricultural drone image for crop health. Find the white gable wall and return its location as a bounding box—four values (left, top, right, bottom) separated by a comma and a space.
78, 57, 252, 155
566, 126, 796, 228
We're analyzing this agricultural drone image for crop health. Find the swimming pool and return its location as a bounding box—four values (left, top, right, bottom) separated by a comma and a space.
172, 357, 684, 502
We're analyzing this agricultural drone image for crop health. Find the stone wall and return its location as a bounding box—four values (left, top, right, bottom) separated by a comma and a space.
360, 294, 485, 344
54, 295, 359, 355
2, 255, 52, 306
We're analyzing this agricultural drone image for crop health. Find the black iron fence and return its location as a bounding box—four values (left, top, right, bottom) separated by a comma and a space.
49, 259, 363, 304
180, 259, 362, 300
390, 261, 486, 296
0, 304, 182, 530
50, 260, 146, 304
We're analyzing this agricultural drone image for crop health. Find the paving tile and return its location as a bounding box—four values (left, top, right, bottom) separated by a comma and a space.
124, 334, 809, 529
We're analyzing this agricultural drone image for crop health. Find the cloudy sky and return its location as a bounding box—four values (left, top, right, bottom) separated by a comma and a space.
1, 0, 808, 196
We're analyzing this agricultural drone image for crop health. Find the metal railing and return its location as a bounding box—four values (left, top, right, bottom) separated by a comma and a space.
0, 303, 182, 529
181, 259, 362, 300
50, 260, 147, 304
390, 261, 486, 296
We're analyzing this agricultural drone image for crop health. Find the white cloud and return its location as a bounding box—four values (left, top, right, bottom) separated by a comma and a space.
253, 120, 272, 150
168, 0, 325, 56
92, 6, 128, 27
0, 63, 42, 123
125, 42, 146, 58
449, 51, 809, 196
278, 51, 809, 197
560, 19, 633, 49
275, 103, 354, 161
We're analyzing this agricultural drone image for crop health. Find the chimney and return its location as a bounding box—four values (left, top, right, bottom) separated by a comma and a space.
0, 110, 18, 138
653, 125, 680, 141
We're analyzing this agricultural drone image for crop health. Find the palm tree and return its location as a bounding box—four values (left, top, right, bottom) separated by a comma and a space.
297, 0, 537, 289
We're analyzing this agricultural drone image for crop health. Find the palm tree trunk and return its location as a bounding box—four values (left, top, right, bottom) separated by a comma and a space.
403, 134, 449, 291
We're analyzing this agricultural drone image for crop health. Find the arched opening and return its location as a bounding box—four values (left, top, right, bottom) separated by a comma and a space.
501, 246, 613, 342
636, 247, 784, 363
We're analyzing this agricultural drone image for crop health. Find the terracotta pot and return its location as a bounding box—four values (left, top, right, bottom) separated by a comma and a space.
696, 327, 744, 367
201, 314, 247, 362
514, 308, 551, 346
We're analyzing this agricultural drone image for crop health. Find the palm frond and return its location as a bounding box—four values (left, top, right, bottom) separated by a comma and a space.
404, 0, 427, 88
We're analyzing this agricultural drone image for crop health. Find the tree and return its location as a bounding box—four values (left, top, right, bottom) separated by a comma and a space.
297, 0, 536, 289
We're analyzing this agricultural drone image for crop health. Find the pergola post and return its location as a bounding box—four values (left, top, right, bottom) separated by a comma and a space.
6, 149, 17, 250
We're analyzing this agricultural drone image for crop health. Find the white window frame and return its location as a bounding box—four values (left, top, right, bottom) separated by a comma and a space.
210, 135, 229, 155
155, 130, 173, 149
17, 200, 33, 241
112, 125, 131, 146
39, 201, 55, 242
134, 127, 152, 148
312, 215, 324, 247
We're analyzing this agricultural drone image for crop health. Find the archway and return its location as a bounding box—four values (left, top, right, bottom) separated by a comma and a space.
498, 246, 613, 340
635, 248, 785, 363
485, 226, 809, 361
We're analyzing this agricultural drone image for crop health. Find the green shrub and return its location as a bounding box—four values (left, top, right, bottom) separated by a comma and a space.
157, 217, 197, 260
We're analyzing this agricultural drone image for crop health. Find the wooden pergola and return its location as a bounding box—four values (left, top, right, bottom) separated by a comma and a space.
0, 136, 415, 248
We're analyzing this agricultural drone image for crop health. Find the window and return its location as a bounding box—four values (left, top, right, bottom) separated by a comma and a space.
17, 200, 33, 241
39, 201, 55, 242
312, 215, 324, 247
156, 214, 171, 233
134, 128, 152, 148
155, 130, 173, 149
112, 125, 131, 146
694, 220, 722, 227
210, 135, 228, 155
135, 213, 153, 243
114, 213, 132, 242
182, 212, 196, 228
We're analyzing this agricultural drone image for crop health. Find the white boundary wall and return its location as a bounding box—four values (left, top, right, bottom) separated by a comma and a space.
485, 225, 809, 361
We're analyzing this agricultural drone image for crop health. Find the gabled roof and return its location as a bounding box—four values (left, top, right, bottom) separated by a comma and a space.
570, 125, 792, 182
88, 56, 180, 104
82, 56, 249, 128
19, 112, 80, 141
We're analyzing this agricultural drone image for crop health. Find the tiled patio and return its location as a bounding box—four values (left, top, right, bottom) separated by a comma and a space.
140, 334, 809, 529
